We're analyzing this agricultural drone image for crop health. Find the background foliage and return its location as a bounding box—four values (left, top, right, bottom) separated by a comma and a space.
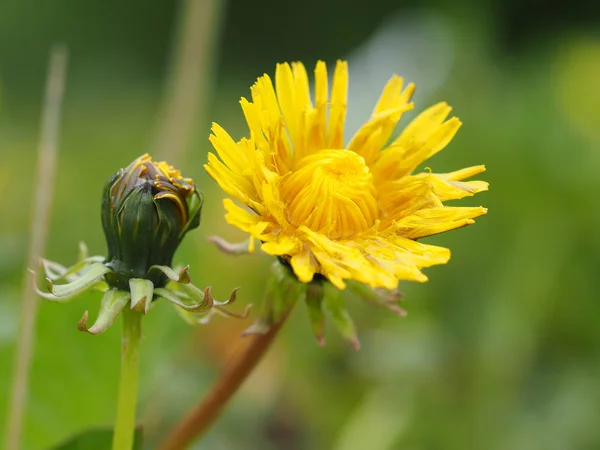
1, 0, 600, 448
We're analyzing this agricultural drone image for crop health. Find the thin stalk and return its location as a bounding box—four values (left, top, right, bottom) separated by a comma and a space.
4, 44, 68, 450
112, 308, 143, 450
156, 311, 292, 450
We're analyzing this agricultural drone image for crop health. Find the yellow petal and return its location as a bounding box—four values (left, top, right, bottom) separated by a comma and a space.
223, 199, 271, 252
204, 154, 264, 214
311, 60, 328, 151
261, 234, 301, 256
393, 101, 453, 146
275, 63, 299, 150
394, 206, 488, 239
326, 60, 348, 149
209, 123, 250, 174
440, 165, 486, 181
292, 62, 312, 110
373, 75, 405, 113
347, 76, 415, 165
290, 245, 318, 283
261, 179, 289, 227
348, 104, 414, 166
251, 74, 281, 126
377, 179, 440, 225
403, 171, 489, 202
373, 116, 462, 181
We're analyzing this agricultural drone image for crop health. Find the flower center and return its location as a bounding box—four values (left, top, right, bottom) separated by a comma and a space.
281, 149, 378, 239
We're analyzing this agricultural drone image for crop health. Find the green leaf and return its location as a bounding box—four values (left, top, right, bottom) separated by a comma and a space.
50, 426, 142, 450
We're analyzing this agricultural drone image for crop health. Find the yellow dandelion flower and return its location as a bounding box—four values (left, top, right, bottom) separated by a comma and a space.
205, 60, 488, 290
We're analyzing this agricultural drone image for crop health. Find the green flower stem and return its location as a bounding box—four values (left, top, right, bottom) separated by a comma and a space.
112, 307, 143, 450
156, 306, 294, 450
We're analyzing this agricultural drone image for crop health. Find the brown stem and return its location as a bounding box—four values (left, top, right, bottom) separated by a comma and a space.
156, 314, 290, 450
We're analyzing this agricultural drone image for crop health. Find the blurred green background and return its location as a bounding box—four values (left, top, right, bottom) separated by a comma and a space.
2, 0, 600, 448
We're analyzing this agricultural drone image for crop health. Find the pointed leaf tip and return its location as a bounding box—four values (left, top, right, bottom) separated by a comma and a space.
77, 311, 90, 332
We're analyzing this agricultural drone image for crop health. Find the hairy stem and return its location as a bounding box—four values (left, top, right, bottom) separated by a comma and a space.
112, 308, 143, 450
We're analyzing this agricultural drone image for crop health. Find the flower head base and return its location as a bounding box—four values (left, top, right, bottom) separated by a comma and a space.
34, 155, 248, 334
206, 60, 488, 291
102, 153, 203, 290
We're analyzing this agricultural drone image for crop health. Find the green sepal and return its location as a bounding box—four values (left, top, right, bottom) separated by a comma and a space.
346, 280, 406, 316
77, 241, 89, 262
78, 289, 130, 334
163, 283, 248, 325
322, 281, 361, 351
154, 287, 212, 313
177, 282, 214, 310
37, 262, 110, 302
179, 190, 203, 237
148, 265, 190, 284
118, 186, 156, 280
174, 305, 212, 325
41, 256, 106, 283
244, 261, 307, 335
41, 259, 70, 281
129, 278, 154, 314
305, 282, 326, 346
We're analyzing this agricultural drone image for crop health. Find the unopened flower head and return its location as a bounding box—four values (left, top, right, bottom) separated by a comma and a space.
206, 60, 488, 292
102, 154, 202, 290
35, 154, 248, 334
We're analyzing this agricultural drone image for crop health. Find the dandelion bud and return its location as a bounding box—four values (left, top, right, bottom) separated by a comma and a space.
101, 154, 202, 290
